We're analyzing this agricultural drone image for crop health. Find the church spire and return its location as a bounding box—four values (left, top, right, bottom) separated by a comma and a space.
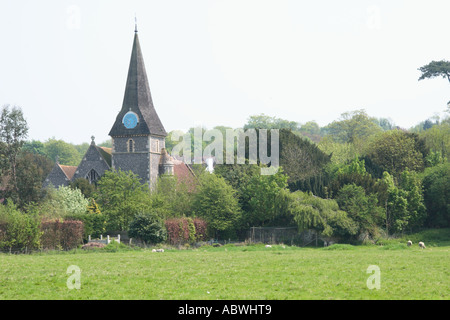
109, 26, 167, 138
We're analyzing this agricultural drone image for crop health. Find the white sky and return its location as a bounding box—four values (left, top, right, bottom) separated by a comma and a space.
0, 0, 449, 144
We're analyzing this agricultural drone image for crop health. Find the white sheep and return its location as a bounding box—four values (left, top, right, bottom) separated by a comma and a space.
265, 245, 272, 248
419, 241, 426, 249
407, 240, 412, 247
152, 248, 165, 252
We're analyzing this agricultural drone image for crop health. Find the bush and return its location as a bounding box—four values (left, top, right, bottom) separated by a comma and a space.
67, 212, 106, 241
128, 213, 167, 245
165, 217, 208, 245
0, 201, 41, 251
40, 220, 84, 250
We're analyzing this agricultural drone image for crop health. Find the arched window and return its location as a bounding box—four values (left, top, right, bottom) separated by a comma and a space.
86, 169, 100, 185
128, 139, 135, 153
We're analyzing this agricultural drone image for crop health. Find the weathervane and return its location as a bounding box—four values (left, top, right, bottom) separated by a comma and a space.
135, 14, 138, 33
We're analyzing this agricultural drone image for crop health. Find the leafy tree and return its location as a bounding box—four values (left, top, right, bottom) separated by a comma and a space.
398, 170, 427, 230
22, 140, 46, 156
377, 118, 396, 131
43, 138, 81, 166
327, 156, 386, 200
418, 60, 450, 83
13, 151, 53, 207
335, 184, 385, 237
381, 172, 409, 235
192, 173, 241, 239
95, 170, 152, 231
0, 105, 29, 199
149, 175, 196, 220
128, 212, 167, 245
238, 167, 289, 228
318, 137, 358, 166
70, 178, 96, 199
421, 163, 450, 227
367, 130, 428, 178
47, 186, 89, 216
287, 191, 358, 239
323, 109, 382, 144
244, 113, 299, 130
420, 123, 450, 160
278, 129, 331, 194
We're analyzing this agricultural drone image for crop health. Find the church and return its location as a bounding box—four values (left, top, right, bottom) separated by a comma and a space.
43, 26, 194, 189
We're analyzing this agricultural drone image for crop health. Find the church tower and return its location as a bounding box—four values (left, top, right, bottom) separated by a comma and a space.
109, 26, 167, 188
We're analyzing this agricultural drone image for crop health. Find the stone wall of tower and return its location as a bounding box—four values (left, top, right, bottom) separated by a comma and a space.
111, 135, 165, 187
149, 135, 166, 187
112, 136, 152, 185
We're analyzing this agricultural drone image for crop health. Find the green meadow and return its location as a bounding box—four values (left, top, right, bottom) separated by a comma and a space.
0, 236, 449, 300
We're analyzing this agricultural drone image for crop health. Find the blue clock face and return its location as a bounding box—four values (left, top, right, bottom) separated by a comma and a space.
123, 112, 138, 129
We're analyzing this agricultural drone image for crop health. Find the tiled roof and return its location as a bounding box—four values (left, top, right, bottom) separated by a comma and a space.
59, 165, 77, 180
173, 160, 196, 190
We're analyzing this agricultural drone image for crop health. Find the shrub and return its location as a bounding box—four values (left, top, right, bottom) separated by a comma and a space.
0, 201, 41, 251
67, 212, 107, 241
128, 213, 167, 245
40, 219, 84, 250
165, 217, 208, 245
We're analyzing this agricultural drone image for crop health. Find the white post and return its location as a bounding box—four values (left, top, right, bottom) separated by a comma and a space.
107, 235, 110, 244
88, 235, 91, 242
117, 234, 121, 243
100, 235, 103, 240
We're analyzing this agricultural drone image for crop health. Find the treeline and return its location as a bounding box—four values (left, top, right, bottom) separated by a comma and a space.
0, 104, 449, 250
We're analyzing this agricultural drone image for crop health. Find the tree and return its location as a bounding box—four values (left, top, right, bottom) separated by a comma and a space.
22, 140, 46, 156
381, 172, 409, 235
192, 173, 241, 239
128, 212, 167, 245
367, 130, 428, 178
48, 186, 89, 216
421, 163, 450, 227
0, 105, 29, 199
287, 191, 358, 239
420, 123, 450, 160
96, 170, 152, 231
323, 110, 382, 144
398, 170, 427, 230
149, 175, 196, 220
244, 113, 299, 131
335, 184, 385, 237
418, 60, 450, 83
70, 178, 96, 199
278, 129, 331, 194
13, 151, 53, 207
238, 167, 289, 228
43, 138, 81, 166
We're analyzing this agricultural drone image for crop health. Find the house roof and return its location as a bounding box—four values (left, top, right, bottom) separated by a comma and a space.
173, 159, 197, 190
97, 146, 112, 167
59, 165, 77, 180
109, 31, 167, 138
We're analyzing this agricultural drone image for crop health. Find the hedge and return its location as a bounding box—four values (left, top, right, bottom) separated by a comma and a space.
165, 218, 208, 245
40, 220, 84, 250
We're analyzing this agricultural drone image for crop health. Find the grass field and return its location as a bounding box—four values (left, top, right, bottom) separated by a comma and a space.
1, 234, 449, 300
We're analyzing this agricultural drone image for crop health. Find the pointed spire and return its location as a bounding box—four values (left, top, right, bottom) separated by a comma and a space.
135, 15, 138, 33
109, 26, 167, 138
